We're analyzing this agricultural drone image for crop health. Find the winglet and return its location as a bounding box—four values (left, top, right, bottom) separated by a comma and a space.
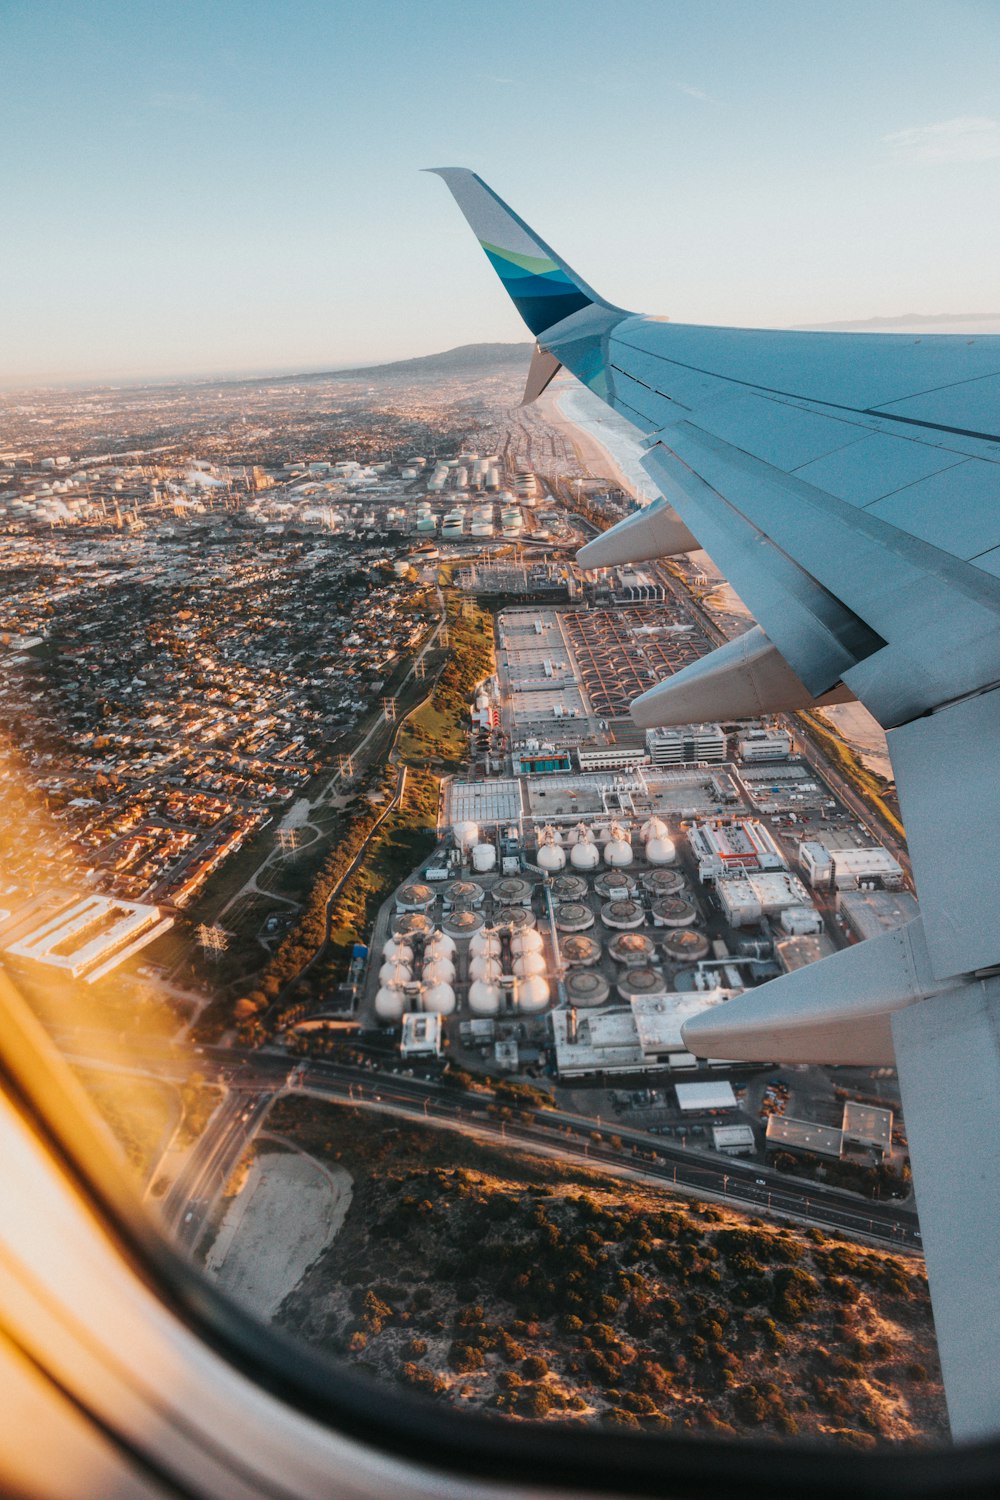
426, 167, 617, 337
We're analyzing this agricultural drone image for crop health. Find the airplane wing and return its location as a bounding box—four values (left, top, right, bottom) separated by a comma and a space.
431, 168, 1000, 1441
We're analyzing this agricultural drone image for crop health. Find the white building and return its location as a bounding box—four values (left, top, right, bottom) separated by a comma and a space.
645, 724, 726, 767
690, 818, 786, 882
716, 870, 813, 928
737, 728, 792, 762
400, 1012, 443, 1059
799, 839, 903, 891
576, 745, 649, 772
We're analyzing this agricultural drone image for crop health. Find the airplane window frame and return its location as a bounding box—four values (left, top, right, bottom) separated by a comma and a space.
4, 978, 998, 1500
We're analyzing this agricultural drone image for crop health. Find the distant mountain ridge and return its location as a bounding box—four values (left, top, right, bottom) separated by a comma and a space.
260, 342, 534, 386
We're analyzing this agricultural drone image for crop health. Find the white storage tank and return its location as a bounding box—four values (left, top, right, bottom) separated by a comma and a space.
453, 821, 480, 852
511, 929, 544, 956
537, 842, 566, 872
422, 957, 456, 985
378, 960, 412, 985
375, 987, 406, 1023
539, 823, 564, 844
565, 823, 590, 846
472, 842, 498, 873
604, 836, 634, 868
645, 836, 677, 866
570, 837, 600, 871
640, 816, 670, 843
469, 930, 502, 958
382, 938, 413, 964
468, 980, 502, 1016
421, 982, 456, 1015
513, 951, 546, 978
513, 975, 550, 1012
469, 954, 503, 982
424, 931, 456, 960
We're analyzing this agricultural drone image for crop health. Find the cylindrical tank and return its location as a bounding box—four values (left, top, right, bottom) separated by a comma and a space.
570, 840, 600, 871
421, 958, 456, 985
396, 882, 435, 912
421, 982, 456, 1015
662, 928, 711, 963
443, 908, 485, 938
551, 874, 588, 901
555, 901, 595, 932
561, 934, 601, 966
378, 960, 412, 985
472, 842, 497, 873
616, 966, 669, 1002
394, 912, 433, 938
594, 870, 638, 900
493, 876, 532, 906
645, 837, 677, 866
641, 868, 686, 898
468, 980, 502, 1016
513, 975, 550, 1012
453, 821, 479, 851
513, 951, 546, 978
424, 931, 456, 960
375, 987, 406, 1022
604, 837, 634, 868
445, 879, 484, 907
469, 954, 503, 982
511, 929, 544, 956
608, 932, 656, 966
381, 938, 413, 964
469, 929, 502, 959
564, 970, 610, 1007
498, 907, 535, 932
640, 816, 670, 843
652, 896, 699, 928
475, 692, 489, 711
601, 899, 645, 930
537, 842, 566, 872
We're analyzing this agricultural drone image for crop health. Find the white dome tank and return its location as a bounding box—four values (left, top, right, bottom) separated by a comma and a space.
539, 823, 564, 845
645, 836, 677, 866
424, 931, 456, 960
472, 842, 497, 873
537, 843, 566, 872
566, 822, 590, 846
469, 954, 503, 982
421, 957, 456, 985
640, 816, 670, 843
421, 982, 456, 1015
469, 930, 502, 958
468, 980, 502, 1016
513, 975, 550, 1012
570, 839, 600, 871
511, 929, 544, 956
378, 960, 412, 985
381, 938, 413, 964
513, 951, 546, 978
375, 987, 406, 1022
453, 821, 479, 851
604, 838, 634, 868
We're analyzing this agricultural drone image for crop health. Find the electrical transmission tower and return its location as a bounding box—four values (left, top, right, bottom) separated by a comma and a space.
338, 752, 355, 779
196, 924, 229, 961
382, 696, 397, 722
414, 656, 426, 681
278, 828, 299, 857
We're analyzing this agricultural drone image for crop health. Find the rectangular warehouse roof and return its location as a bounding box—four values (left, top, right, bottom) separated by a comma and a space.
675, 1081, 737, 1112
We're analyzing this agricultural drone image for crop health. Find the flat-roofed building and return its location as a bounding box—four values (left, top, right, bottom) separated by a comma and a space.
400, 1012, 443, 1058
799, 838, 903, 891
842, 1100, 893, 1155
690, 818, 786, 883
712, 1124, 756, 1156
737, 728, 792, 762
645, 724, 726, 767
838, 888, 920, 943
765, 1115, 843, 1158
675, 1080, 737, 1112
717, 870, 812, 928
775, 932, 837, 973
576, 745, 649, 772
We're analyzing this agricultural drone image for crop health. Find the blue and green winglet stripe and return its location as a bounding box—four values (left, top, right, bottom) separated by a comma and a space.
479, 240, 594, 335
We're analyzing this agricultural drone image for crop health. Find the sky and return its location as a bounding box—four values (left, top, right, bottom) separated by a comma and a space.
4, 0, 1000, 384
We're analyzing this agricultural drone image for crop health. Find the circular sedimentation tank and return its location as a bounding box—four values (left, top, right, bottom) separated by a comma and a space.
652, 896, 699, 928
443, 908, 485, 939
560, 934, 602, 967
445, 879, 484, 907
555, 901, 595, 933
594, 870, 638, 900
608, 932, 656, 966
551, 874, 588, 902
662, 928, 711, 963
497, 907, 535, 932
565, 970, 610, 1007
396, 882, 435, 912
493, 876, 532, 906
640, 868, 686, 898
601, 899, 646, 930
616, 965, 669, 1002
394, 912, 434, 938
